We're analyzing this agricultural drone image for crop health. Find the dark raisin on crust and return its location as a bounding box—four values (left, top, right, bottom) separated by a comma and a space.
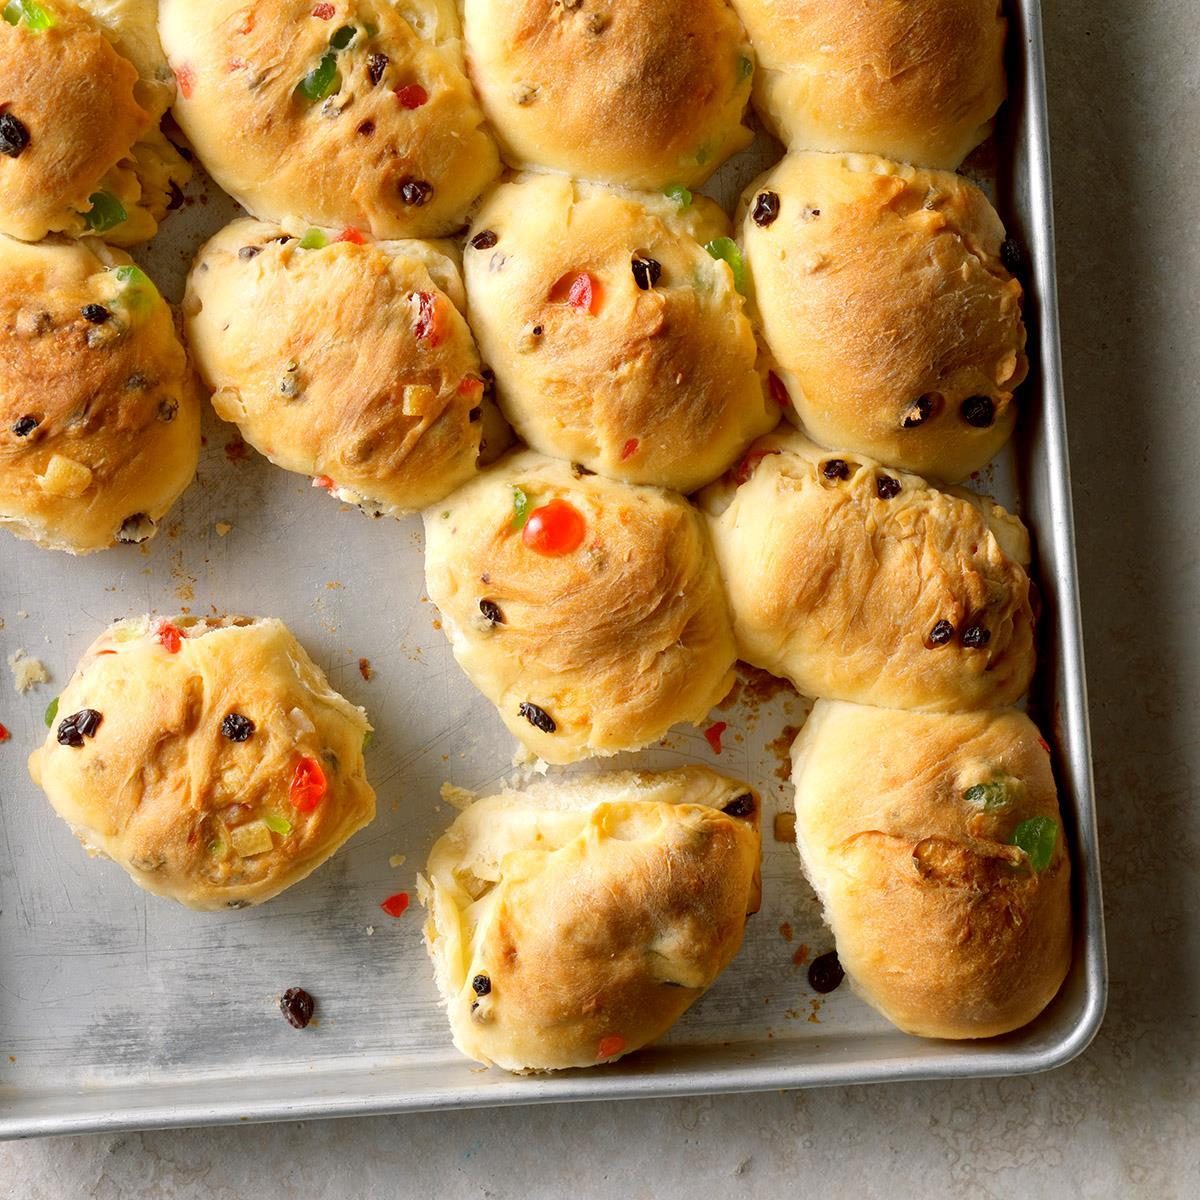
470, 230, 498, 250
928, 620, 955, 647
367, 52, 389, 86
81, 304, 111, 325
961, 624, 991, 649
630, 256, 662, 290
220, 712, 255, 742
822, 459, 850, 481
751, 191, 780, 227
518, 702, 555, 733
0, 112, 30, 159
961, 395, 996, 428
479, 599, 504, 625
399, 179, 433, 207
876, 475, 901, 500
721, 793, 756, 819
471, 974, 491, 996
11, 415, 39, 437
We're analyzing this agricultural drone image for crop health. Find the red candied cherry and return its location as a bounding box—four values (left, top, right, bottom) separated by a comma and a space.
521, 499, 586, 556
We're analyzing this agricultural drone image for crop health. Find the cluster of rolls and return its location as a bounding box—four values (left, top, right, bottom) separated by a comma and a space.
14, 0, 1072, 1072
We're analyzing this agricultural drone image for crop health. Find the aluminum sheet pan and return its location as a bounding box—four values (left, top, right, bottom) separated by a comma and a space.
0, 0, 1105, 1138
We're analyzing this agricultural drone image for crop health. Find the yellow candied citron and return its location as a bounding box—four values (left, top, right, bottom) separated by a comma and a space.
230, 820, 274, 858
36, 455, 94, 497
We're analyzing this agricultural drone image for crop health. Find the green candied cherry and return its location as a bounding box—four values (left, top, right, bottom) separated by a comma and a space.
298, 228, 328, 249
737, 54, 753, 82
704, 237, 747, 294
3, 1, 54, 30
511, 486, 531, 530
664, 185, 692, 210
111, 264, 158, 316
44, 696, 58, 728
329, 24, 357, 50
262, 813, 293, 837
297, 53, 339, 103
963, 781, 1012, 812
1010, 816, 1058, 872
83, 192, 127, 234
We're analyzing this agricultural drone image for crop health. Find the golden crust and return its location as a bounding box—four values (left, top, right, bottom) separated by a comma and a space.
0, 237, 200, 554
463, 0, 754, 189
185, 217, 484, 514
0, 1, 188, 244
27, 616, 376, 911
740, 152, 1027, 482
464, 175, 777, 492
733, 0, 1007, 169
790, 702, 1071, 1039
158, 0, 500, 239
423, 450, 737, 764
699, 429, 1036, 710
420, 768, 761, 1071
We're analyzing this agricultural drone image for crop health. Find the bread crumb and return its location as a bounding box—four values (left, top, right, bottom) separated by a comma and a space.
7, 650, 49, 693
215, 521, 233, 537
773, 811, 796, 843
365, 925, 375, 936
388, 854, 407, 868
439, 783, 475, 811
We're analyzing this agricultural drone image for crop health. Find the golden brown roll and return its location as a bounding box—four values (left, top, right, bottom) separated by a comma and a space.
185, 217, 487, 515
740, 151, 1027, 482
28, 615, 376, 911
464, 175, 778, 492
462, 0, 754, 190
0, 236, 200, 554
0, 0, 190, 244
158, 0, 500, 239
790, 702, 1071, 1039
420, 767, 761, 1071
699, 429, 1036, 710
423, 450, 737, 764
732, 0, 1007, 169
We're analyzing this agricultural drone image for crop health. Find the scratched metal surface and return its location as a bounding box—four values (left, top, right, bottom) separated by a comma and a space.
0, 0, 1103, 1137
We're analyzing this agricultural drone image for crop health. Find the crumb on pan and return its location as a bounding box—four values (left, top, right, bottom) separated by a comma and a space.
7, 650, 49, 693
439, 783, 475, 811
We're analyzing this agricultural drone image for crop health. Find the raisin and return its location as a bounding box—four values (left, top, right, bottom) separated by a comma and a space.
518, 702, 555, 733
11, 415, 39, 437
821, 459, 850, 481
399, 179, 433, 206
238, 246, 261, 260
81, 304, 111, 325
166, 180, 185, 211
808, 951, 844, 994
631, 256, 662, 290
367, 52, 389, 86
962, 625, 991, 648
468, 406, 482, 422
901, 393, 938, 428
356, 119, 375, 137
876, 475, 901, 500
470, 229, 498, 250
751, 190, 780, 227
279, 987, 315, 1029
928, 619, 955, 647
221, 712, 255, 742
471, 974, 491, 996
721, 793, 756, 818
479, 598, 504, 625
157, 399, 178, 423
58, 709, 102, 747
0, 112, 30, 159
961, 395, 996, 428
1000, 236, 1024, 275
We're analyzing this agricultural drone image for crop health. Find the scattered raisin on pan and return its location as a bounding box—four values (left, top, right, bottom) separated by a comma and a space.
751, 190, 780, 227
238, 245, 261, 260
279, 987, 315, 1030
961, 624, 991, 648
928, 619, 955, 647
221, 712, 255, 742
1000, 235, 1024, 275
821, 459, 850, 481
722, 793, 756, 819
479, 599, 504, 625
0, 112, 30, 159
961, 395, 996, 428
808, 951, 845, 994
81, 304, 111, 325
399, 179, 433, 206
470, 229, 498, 250
57, 709, 103, 747
631, 255, 662, 290
11, 415, 39, 437
900, 393, 937, 428
518, 702, 556, 733
471, 974, 491, 996
367, 52, 389, 86
876, 474, 901, 500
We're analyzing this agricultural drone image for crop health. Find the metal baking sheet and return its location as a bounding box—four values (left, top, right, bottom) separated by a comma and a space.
0, 0, 1105, 1138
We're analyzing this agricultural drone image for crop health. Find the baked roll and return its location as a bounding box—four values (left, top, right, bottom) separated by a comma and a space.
740, 152, 1027, 482
0, 236, 200, 554
699, 429, 1036, 711
464, 175, 778, 492
423, 450, 737, 764
420, 768, 761, 1071
158, 0, 500, 239
185, 217, 488, 515
462, 0, 754, 190
0, 0, 190, 244
790, 702, 1071, 1039
732, 0, 1007, 169
28, 615, 376, 910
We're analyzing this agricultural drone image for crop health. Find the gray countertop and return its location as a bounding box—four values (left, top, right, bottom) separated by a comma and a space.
3, 0, 1198, 1194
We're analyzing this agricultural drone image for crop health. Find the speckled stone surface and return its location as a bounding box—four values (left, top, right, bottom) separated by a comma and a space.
3, 1, 1198, 1194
